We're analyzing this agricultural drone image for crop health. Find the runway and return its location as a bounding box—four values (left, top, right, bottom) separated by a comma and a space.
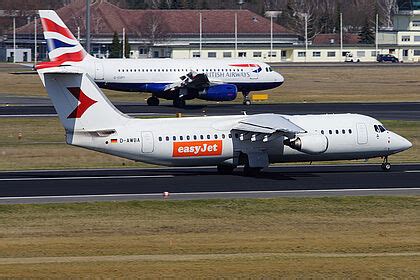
1, 102, 419, 121
0, 164, 419, 204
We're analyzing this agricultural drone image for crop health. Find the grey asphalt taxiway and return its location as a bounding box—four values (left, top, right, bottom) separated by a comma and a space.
0, 164, 419, 204
1, 101, 420, 121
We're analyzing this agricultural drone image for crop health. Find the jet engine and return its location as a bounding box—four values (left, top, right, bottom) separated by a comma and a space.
284, 134, 328, 154
198, 84, 237, 101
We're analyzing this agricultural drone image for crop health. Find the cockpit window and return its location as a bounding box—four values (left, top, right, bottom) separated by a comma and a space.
378, 125, 386, 132
374, 124, 386, 133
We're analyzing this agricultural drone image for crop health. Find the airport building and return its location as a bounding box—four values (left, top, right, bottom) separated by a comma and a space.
6, 0, 299, 63
2, 0, 420, 63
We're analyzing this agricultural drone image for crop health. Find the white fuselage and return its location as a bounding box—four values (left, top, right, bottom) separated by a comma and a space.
74, 57, 284, 96
71, 113, 411, 167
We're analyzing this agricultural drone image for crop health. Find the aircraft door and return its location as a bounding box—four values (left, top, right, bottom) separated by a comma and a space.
356, 123, 368, 144
141, 131, 154, 153
94, 61, 104, 80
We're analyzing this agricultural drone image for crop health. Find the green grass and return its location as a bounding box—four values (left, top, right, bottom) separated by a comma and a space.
0, 197, 418, 278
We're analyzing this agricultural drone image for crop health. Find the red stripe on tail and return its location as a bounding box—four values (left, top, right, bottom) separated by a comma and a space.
40, 17, 75, 40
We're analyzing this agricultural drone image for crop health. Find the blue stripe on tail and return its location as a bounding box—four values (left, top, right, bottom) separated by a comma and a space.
46, 38, 76, 52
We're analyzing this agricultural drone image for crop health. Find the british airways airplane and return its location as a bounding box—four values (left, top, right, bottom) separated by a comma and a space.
36, 10, 285, 107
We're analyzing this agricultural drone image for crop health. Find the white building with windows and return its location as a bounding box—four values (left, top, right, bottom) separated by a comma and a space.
6, 0, 420, 64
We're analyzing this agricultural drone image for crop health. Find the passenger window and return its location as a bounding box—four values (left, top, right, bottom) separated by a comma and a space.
187, 135, 190, 140
321, 130, 324, 134
228, 134, 232, 138
166, 136, 169, 141
214, 134, 218, 139
173, 136, 176, 141
193, 135, 197, 140
335, 130, 339, 134
329, 130, 332, 135
207, 135, 210, 139
200, 135, 204, 140
349, 129, 352, 134
222, 134, 226, 139
158, 137, 162, 141
342, 129, 345, 134
180, 136, 183, 140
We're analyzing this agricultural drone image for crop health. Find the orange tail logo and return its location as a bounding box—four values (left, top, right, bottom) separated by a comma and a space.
173, 140, 222, 157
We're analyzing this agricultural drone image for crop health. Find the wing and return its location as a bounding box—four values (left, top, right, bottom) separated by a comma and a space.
164, 70, 212, 92
233, 114, 306, 140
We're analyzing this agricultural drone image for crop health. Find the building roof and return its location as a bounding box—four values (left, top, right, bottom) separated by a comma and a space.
312, 33, 360, 45
16, 0, 292, 37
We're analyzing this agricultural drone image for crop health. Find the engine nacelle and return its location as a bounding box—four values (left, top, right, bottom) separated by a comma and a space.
198, 84, 237, 101
284, 134, 328, 155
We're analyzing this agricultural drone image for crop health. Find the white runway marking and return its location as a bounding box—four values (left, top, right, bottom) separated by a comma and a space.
0, 187, 419, 201
405, 170, 420, 173
0, 175, 174, 182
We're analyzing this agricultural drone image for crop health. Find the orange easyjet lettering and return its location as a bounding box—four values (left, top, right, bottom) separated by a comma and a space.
173, 140, 223, 157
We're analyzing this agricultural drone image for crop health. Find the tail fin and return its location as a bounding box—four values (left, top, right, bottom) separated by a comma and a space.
38, 10, 92, 67
43, 71, 129, 132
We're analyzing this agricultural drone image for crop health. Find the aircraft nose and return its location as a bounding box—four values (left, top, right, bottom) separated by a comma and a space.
275, 72, 284, 83
389, 131, 412, 152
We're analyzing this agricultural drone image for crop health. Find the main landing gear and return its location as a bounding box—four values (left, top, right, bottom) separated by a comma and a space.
173, 98, 186, 108
242, 91, 251, 106
147, 96, 159, 106
381, 156, 391, 171
217, 164, 235, 175
243, 165, 262, 177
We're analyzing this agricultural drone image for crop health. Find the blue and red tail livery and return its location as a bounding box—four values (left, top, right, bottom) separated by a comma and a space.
36, 10, 90, 70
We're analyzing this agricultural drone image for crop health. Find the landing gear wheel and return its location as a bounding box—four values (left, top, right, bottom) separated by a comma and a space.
242, 91, 251, 106
147, 96, 159, 106
173, 99, 186, 108
243, 165, 262, 177
217, 165, 235, 175
381, 162, 391, 171
381, 156, 391, 171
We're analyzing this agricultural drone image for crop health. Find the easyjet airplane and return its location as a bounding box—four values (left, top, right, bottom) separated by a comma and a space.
36, 10, 284, 107
37, 67, 411, 175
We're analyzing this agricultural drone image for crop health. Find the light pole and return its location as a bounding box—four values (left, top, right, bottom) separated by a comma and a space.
235, 12, 238, 58
34, 16, 37, 65
340, 12, 343, 59
270, 14, 273, 62
86, 0, 91, 54
13, 17, 16, 63
199, 12, 202, 57
304, 13, 308, 63
375, 13, 379, 56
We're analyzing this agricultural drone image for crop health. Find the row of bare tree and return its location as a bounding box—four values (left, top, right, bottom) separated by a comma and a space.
0, 0, 401, 38
113, 0, 400, 38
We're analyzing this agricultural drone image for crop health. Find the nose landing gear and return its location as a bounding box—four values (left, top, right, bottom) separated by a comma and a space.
381, 156, 391, 171
242, 91, 251, 105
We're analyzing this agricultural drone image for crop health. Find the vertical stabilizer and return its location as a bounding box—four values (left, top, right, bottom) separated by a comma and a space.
37, 10, 93, 69
43, 72, 129, 132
